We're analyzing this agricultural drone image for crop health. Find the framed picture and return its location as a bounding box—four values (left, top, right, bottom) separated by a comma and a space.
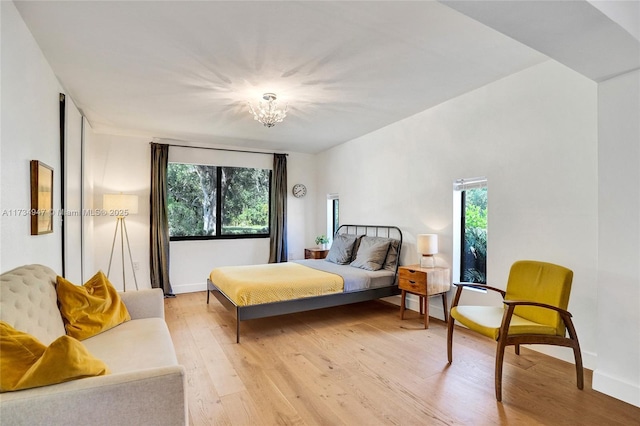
30, 160, 54, 235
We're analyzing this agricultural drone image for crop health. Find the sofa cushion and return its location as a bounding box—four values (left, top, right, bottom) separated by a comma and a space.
82, 318, 178, 374
0, 321, 109, 392
57, 271, 131, 340
0, 264, 66, 345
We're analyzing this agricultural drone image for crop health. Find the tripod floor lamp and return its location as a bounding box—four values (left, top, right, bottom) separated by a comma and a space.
104, 193, 139, 291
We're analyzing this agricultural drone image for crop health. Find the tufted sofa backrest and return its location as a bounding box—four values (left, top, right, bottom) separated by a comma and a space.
0, 264, 66, 345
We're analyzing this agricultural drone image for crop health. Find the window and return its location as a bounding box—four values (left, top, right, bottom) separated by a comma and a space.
453, 177, 487, 284
327, 193, 339, 238
167, 163, 270, 240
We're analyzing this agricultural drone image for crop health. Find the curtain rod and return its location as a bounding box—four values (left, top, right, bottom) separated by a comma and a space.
150, 142, 287, 156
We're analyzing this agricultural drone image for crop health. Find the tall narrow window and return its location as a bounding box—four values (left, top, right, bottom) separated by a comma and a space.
327, 193, 339, 238
332, 198, 340, 236
453, 177, 487, 284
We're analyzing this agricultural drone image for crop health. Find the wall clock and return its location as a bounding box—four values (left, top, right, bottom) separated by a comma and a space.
292, 183, 307, 198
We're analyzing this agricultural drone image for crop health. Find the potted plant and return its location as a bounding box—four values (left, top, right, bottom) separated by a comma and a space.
315, 235, 330, 249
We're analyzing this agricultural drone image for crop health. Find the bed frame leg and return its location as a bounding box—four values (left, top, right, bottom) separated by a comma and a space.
236, 307, 240, 343
206, 289, 210, 304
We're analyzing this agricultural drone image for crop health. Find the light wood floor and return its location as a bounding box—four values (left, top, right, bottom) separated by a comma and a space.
165, 292, 639, 426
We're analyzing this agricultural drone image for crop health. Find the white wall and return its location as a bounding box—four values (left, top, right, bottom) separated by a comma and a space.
1, 1, 64, 272
316, 60, 599, 367
593, 69, 640, 407
82, 117, 96, 280
286, 152, 318, 259
90, 134, 151, 291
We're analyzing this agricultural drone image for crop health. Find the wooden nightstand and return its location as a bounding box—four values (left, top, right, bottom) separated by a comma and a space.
305, 248, 329, 259
398, 265, 451, 329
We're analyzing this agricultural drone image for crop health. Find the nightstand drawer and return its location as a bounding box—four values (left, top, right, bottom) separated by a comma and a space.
305, 248, 329, 259
399, 267, 427, 284
398, 264, 451, 329
398, 277, 427, 294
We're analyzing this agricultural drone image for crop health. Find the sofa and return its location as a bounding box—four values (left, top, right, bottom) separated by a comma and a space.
0, 264, 187, 425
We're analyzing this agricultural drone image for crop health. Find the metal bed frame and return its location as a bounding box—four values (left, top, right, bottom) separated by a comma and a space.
206, 224, 403, 343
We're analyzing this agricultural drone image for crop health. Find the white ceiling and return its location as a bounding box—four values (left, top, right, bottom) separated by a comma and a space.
16, 1, 546, 153
443, 0, 640, 82
13, 1, 554, 154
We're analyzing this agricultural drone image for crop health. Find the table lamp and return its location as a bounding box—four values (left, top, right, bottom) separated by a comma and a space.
417, 234, 438, 268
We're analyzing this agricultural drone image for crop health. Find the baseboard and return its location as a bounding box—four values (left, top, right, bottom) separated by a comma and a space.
171, 281, 207, 294
592, 370, 640, 408
523, 345, 598, 371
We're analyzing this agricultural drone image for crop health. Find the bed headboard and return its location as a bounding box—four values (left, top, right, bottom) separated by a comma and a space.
335, 224, 403, 275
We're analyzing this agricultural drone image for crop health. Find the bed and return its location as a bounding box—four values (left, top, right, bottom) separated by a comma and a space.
206, 224, 403, 342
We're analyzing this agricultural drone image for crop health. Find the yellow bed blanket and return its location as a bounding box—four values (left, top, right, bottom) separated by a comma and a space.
209, 262, 344, 307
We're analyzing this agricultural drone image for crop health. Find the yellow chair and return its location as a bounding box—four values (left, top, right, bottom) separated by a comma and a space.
447, 260, 583, 401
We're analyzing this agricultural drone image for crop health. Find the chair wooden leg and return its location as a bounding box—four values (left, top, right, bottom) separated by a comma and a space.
564, 316, 584, 390
400, 290, 407, 320
495, 338, 508, 402
447, 316, 455, 364
441, 293, 449, 323
515, 344, 520, 355
573, 342, 584, 390
423, 296, 430, 329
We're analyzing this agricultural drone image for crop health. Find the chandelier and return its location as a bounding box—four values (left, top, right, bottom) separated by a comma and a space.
248, 93, 288, 128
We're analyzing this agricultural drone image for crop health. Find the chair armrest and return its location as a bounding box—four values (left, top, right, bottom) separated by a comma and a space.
451, 283, 506, 308
120, 288, 165, 319
455, 283, 506, 296
499, 300, 577, 340
502, 300, 572, 317
0, 366, 187, 425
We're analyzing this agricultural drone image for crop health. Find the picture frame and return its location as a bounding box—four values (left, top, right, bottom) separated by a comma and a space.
30, 160, 54, 235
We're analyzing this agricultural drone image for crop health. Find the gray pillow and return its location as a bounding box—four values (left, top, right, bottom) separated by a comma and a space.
358, 236, 400, 271
384, 239, 400, 271
325, 234, 359, 265
350, 236, 391, 271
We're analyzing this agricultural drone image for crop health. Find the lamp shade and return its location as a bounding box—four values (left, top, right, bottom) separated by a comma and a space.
417, 234, 438, 255
103, 194, 139, 215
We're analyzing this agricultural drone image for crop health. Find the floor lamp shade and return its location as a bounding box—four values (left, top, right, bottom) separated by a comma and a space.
103, 194, 139, 215
417, 234, 438, 268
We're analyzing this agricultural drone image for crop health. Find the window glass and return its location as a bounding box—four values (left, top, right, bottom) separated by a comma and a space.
220, 167, 270, 235
461, 186, 487, 283
326, 194, 339, 239
453, 178, 487, 283
167, 163, 270, 239
332, 199, 340, 236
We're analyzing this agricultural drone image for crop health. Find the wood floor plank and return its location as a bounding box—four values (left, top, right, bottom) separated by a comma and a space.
167, 292, 640, 426
219, 390, 265, 426
168, 295, 234, 426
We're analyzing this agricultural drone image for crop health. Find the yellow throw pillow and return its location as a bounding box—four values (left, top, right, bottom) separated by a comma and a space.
56, 271, 131, 340
0, 322, 109, 392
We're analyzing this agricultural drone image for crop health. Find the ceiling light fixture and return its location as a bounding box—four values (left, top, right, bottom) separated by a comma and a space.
248, 93, 288, 128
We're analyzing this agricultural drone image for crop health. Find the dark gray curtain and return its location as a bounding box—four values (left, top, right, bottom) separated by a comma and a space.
269, 154, 287, 263
150, 143, 173, 295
